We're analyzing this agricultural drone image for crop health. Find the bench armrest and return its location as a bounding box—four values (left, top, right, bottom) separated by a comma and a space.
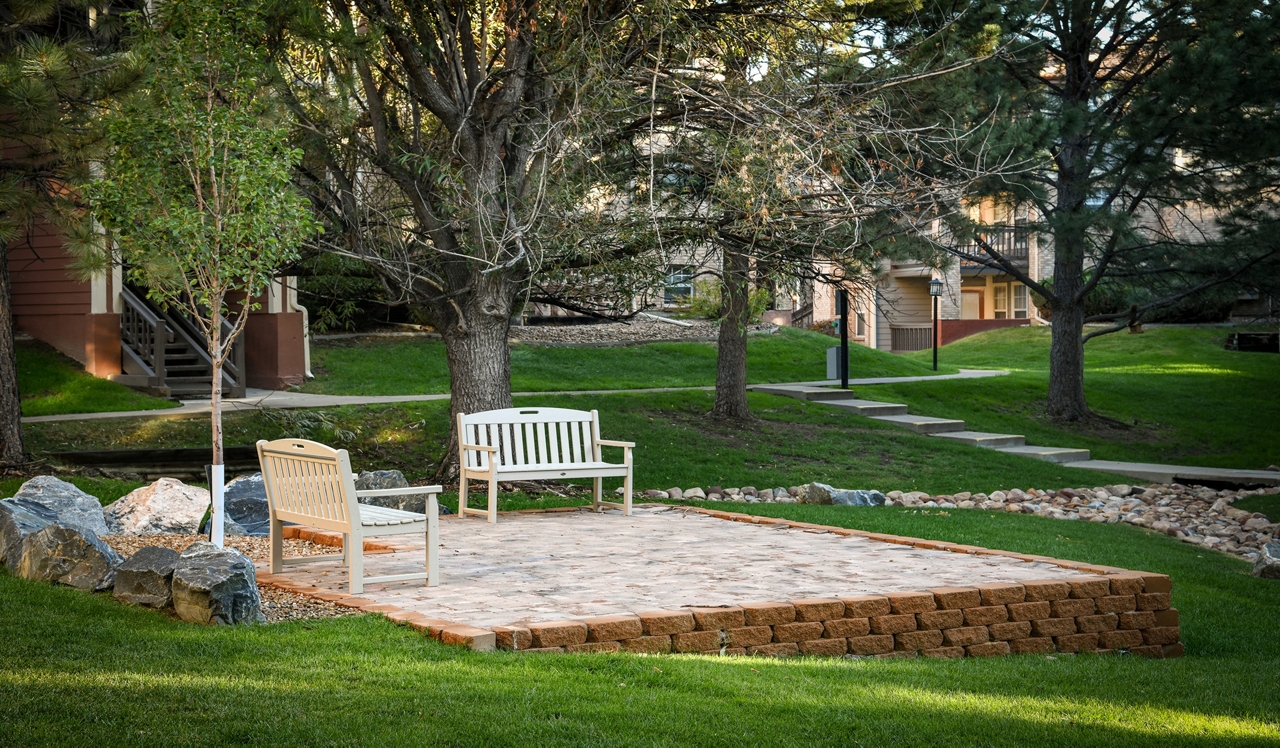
596, 439, 635, 448
356, 485, 443, 499
460, 444, 498, 453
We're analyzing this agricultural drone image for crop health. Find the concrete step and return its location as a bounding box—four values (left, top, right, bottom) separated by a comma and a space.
1069, 460, 1280, 486
751, 385, 858, 402
869, 414, 967, 434
996, 445, 1091, 464
824, 399, 910, 417
931, 431, 1026, 449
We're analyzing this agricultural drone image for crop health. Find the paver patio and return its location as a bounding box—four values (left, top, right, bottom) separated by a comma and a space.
265, 506, 1086, 627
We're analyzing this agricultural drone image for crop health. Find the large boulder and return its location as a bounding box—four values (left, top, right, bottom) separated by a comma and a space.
16, 522, 122, 591
104, 478, 210, 535
171, 542, 264, 625
800, 483, 887, 507
11, 476, 109, 536
355, 469, 442, 514
1255, 542, 1280, 580
223, 474, 270, 536
113, 546, 181, 608
0, 498, 59, 568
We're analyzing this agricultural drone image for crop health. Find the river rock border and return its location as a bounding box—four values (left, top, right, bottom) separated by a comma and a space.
258, 505, 1183, 660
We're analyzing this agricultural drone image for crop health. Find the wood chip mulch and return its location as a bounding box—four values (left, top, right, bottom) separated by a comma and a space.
102, 533, 355, 624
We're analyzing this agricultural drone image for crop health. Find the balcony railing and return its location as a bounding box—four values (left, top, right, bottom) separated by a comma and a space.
958, 226, 1030, 269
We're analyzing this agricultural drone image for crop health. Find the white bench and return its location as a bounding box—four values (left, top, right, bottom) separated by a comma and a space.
257, 438, 442, 593
457, 407, 634, 523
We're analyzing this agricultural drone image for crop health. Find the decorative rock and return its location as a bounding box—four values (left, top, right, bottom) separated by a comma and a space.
684, 487, 706, 499
0, 498, 58, 568
11, 476, 109, 536
17, 522, 122, 591
1254, 542, 1280, 580
223, 474, 270, 536
353, 469, 445, 514
742, 486, 757, 497
104, 478, 210, 535
758, 489, 774, 501
644, 490, 669, 499
800, 483, 886, 507
171, 542, 265, 625
113, 546, 181, 608
666, 488, 683, 500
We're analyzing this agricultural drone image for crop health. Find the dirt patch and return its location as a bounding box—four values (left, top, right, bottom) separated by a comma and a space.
102, 533, 341, 562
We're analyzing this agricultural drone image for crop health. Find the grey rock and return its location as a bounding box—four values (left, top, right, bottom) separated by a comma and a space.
644, 489, 669, 499
354, 470, 440, 514
355, 470, 409, 491
800, 483, 887, 507
684, 487, 706, 499
113, 546, 180, 608
666, 487, 684, 500
17, 522, 122, 591
11, 476, 109, 536
171, 542, 264, 625
104, 478, 209, 535
1254, 542, 1280, 580
742, 486, 757, 497
758, 489, 774, 501
222, 474, 270, 536
0, 498, 58, 568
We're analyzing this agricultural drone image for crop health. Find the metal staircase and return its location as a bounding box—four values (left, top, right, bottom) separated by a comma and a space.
112, 286, 246, 398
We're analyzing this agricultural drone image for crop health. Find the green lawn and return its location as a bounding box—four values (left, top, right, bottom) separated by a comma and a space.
1, 503, 1277, 745
874, 326, 1280, 470
26, 391, 1132, 496
17, 340, 176, 417
303, 326, 954, 396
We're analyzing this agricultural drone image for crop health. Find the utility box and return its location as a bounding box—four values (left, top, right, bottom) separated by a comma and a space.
827, 347, 841, 380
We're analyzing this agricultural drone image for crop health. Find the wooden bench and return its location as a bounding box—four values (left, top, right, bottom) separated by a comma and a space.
257, 438, 442, 593
457, 407, 634, 523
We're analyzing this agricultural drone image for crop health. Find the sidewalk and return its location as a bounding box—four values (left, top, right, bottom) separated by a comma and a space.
22, 370, 1006, 425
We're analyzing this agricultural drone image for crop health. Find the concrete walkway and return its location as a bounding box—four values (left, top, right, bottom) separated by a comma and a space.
748, 382, 1280, 487
22, 371, 1004, 425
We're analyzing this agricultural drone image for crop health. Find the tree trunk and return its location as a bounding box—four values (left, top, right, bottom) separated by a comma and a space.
710, 246, 752, 421
1046, 296, 1089, 421
434, 277, 516, 481
209, 311, 224, 467
0, 244, 24, 465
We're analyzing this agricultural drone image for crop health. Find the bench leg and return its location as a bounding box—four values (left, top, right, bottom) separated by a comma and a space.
623, 468, 633, 517
270, 517, 283, 574
459, 474, 469, 517
487, 477, 498, 524
593, 477, 603, 513
427, 495, 440, 587
349, 532, 364, 595
342, 533, 351, 567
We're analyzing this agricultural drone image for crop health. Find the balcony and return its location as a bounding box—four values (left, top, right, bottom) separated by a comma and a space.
957, 226, 1030, 270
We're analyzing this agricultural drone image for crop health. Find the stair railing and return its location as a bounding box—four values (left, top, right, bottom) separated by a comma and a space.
119, 287, 169, 389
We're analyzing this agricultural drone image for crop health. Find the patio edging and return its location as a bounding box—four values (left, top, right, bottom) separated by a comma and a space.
255, 505, 1183, 660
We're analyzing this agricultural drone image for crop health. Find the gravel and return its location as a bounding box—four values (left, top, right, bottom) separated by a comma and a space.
101, 533, 352, 623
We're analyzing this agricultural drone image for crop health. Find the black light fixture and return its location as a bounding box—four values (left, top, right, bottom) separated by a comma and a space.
929, 278, 944, 371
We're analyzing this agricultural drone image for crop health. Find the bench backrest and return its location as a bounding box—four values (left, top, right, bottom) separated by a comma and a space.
458, 407, 600, 471
257, 438, 359, 533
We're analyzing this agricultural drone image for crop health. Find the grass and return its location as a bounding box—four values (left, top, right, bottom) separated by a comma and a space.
1, 503, 1277, 745
302, 326, 954, 396
873, 325, 1280, 470
1235, 493, 1280, 521
25, 391, 1133, 496
17, 340, 176, 417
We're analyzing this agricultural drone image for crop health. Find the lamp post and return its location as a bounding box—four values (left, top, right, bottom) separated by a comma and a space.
836, 288, 849, 389
929, 278, 943, 372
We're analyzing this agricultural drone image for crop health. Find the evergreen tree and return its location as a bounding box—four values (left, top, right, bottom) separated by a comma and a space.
0, 1, 138, 465
945, 0, 1280, 421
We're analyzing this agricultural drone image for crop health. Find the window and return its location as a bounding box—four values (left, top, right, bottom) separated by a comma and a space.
993, 284, 1008, 319
664, 265, 694, 305
1013, 284, 1029, 319
855, 311, 866, 337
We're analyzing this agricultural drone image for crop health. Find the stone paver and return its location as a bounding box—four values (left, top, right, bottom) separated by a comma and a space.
267, 506, 1083, 628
